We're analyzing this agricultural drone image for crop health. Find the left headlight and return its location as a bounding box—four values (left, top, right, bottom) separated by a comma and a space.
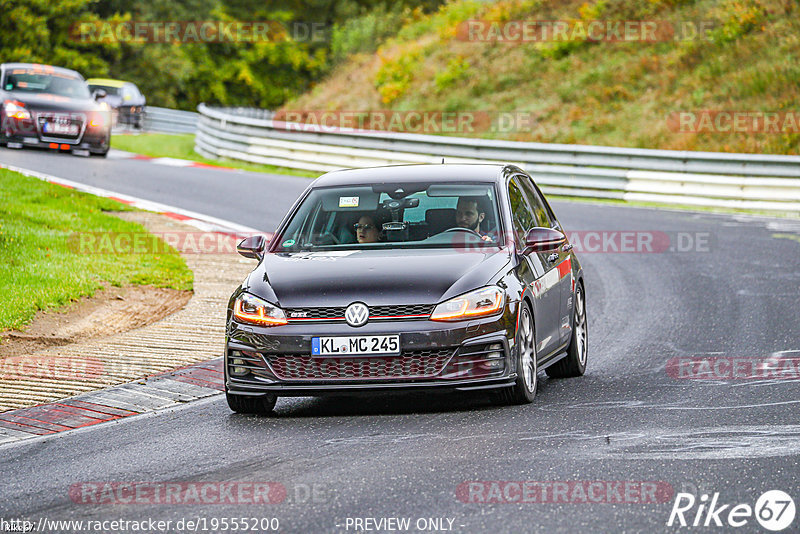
233, 293, 287, 326
4, 100, 30, 120
430, 286, 505, 322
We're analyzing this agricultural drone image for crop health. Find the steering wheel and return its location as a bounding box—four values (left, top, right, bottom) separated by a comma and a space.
441, 227, 483, 238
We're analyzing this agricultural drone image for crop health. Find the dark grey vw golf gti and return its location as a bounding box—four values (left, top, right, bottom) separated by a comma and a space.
225, 164, 586, 414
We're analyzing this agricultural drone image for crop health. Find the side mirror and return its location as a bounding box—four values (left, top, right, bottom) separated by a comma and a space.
523, 227, 566, 254
237, 235, 266, 260
92, 89, 107, 100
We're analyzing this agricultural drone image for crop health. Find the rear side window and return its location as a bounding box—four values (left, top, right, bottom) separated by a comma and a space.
516, 174, 553, 228
508, 179, 535, 246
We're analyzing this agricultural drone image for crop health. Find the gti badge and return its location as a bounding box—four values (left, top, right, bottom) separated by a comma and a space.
345, 302, 369, 327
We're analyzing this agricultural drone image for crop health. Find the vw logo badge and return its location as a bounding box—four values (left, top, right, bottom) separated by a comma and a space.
345, 302, 369, 327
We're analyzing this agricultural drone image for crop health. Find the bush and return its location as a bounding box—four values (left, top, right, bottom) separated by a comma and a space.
434, 57, 472, 92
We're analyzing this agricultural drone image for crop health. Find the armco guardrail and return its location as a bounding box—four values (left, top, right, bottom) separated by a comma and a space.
195, 104, 800, 212
143, 106, 198, 134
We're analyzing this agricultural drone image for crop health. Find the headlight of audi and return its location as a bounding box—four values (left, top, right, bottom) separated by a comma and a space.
4, 100, 30, 120
430, 286, 505, 321
233, 293, 287, 326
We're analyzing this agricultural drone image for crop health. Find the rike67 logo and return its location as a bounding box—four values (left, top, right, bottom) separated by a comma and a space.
668, 490, 795, 531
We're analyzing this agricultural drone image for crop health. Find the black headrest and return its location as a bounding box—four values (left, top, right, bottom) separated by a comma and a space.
425, 208, 456, 234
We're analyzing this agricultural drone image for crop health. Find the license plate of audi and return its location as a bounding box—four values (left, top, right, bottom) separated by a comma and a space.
311, 335, 400, 357
43, 122, 78, 135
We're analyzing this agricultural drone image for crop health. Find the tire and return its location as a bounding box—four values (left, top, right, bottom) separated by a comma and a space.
226, 392, 277, 415
546, 281, 587, 378
496, 303, 537, 405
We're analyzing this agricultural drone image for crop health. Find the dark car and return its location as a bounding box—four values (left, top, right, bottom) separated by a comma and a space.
225, 164, 587, 414
0, 63, 111, 156
86, 78, 146, 128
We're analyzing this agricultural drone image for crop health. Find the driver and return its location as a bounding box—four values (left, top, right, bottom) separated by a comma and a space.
455, 196, 492, 241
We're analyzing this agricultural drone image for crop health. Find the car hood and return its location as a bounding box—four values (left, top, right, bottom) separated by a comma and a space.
244, 248, 512, 307
5, 91, 104, 113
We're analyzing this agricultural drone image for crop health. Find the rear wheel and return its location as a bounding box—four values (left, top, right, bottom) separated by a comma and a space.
496, 303, 537, 405
226, 392, 277, 415
546, 282, 587, 378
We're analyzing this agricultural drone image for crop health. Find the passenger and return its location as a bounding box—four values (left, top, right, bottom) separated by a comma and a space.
355, 214, 382, 244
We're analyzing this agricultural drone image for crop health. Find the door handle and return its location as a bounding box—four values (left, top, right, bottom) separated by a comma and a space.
562, 243, 574, 252
547, 253, 559, 263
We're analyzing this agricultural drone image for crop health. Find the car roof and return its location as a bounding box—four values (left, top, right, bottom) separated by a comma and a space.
85, 78, 129, 88
0, 63, 84, 80
312, 163, 516, 187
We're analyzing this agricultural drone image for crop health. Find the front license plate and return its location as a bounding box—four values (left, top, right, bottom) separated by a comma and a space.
43, 122, 78, 135
312, 335, 400, 357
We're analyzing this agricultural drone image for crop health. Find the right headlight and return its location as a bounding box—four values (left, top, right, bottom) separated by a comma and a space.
430, 286, 505, 322
233, 293, 287, 326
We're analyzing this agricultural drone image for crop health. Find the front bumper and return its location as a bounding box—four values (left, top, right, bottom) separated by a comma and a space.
2, 115, 110, 153
225, 311, 518, 397
3, 134, 109, 154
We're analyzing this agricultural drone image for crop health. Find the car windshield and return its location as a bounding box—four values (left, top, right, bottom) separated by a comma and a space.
3, 69, 90, 98
88, 84, 121, 96
275, 182, 504, 252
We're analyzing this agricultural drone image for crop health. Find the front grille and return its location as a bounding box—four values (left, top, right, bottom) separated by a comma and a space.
285, 307, 346, 320
285, 304, 433, 322
265, 349, 454, 380
370, 304, 433, 318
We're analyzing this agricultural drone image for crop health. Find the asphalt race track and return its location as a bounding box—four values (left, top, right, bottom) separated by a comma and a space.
2, 148, 799, 533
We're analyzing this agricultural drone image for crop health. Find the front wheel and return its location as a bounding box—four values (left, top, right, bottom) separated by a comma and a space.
546, 282, 587, 378
226, 392, 277, 415
496, 303, 537, 405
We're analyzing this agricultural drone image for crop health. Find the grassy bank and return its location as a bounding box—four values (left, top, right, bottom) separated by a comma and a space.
110, 133, 318, 178
288, 0, 799, 155
0, 168, 192, 331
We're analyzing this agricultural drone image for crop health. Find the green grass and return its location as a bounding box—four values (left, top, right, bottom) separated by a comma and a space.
110, 133, 319, 178
0, 169, 193, 331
